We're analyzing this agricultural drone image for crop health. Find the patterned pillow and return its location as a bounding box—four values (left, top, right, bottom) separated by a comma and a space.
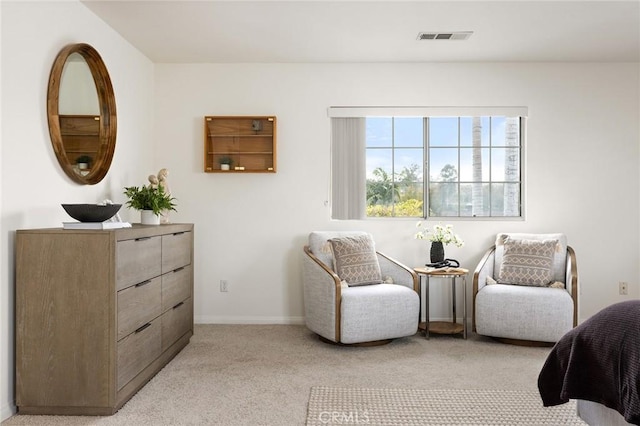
497, 238, 558, 286
328, 234, 382, 286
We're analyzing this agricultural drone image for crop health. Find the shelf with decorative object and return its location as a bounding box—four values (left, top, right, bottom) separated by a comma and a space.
204, 116, 276, 173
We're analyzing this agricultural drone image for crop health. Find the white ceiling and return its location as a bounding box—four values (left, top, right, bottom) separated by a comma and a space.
81, 0, 640, 63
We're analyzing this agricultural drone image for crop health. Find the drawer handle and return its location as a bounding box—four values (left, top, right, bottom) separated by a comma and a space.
135, 280, 152, 287
173, 267, 185, 273
135, 236, 152, 241
172, 232, 185, 236
135, 323, 152, 333
172, 301, 184, 310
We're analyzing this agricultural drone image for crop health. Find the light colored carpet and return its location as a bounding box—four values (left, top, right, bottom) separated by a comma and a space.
306, 386, 586, 425
3, 324, 578, 425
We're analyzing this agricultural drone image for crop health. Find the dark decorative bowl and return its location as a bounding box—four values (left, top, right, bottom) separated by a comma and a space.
62, 204, 122, 222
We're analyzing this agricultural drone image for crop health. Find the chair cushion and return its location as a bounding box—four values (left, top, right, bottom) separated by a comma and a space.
340, 284, 419, 344
328, 234, 382, 286
475, 283, 574, 342
495, 233, 567, 283
308, 231, 369, 270
497, 237, 557, 286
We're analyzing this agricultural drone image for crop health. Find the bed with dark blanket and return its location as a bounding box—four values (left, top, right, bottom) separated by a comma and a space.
538, 300, 640, 425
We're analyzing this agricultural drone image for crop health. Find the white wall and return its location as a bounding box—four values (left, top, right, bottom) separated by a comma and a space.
0, 2, 4, 419
154, 62, 639, 327
1, 1, 639, 421
1, 1, 155, 419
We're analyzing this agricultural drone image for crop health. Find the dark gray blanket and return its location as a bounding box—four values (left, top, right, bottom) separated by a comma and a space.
538, 300, 640, 425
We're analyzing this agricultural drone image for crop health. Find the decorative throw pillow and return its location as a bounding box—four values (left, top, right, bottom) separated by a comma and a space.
328, 234, 382, 286
497, 238, 557, 287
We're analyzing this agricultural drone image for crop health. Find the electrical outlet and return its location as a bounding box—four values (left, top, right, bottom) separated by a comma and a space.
220, 280, 229, 292
619, 281, 628, 295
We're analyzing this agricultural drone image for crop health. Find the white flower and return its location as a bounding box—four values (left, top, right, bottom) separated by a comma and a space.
414, 221, 464, 248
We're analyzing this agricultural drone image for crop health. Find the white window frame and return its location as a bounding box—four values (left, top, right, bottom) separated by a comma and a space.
328, 106, 528, 220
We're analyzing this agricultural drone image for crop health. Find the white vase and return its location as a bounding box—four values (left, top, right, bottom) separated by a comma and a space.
140, 210, 160, 225
220, 164, 230, 171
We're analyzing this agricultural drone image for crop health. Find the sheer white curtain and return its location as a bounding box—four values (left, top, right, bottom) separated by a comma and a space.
331, 118, 366, 220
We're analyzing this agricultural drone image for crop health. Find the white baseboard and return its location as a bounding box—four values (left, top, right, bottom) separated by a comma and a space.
195, 316, 305, 325
195, 316, 472, 331
1, 400, 16, 422
195, 316, 468, 327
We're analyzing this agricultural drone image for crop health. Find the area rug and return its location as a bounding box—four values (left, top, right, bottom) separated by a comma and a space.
306, 386, 586, 425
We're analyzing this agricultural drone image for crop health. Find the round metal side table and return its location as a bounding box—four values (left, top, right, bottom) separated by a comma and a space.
414, 267, 469, 339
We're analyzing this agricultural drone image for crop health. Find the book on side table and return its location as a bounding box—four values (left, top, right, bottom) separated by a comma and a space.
63, 221, 132, 230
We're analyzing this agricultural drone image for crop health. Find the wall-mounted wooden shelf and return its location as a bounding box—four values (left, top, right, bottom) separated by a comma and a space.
204, 116, 277, 173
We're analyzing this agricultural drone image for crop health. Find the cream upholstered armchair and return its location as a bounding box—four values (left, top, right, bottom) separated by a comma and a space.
473, 233, 578, 345
302, 231, 420, 345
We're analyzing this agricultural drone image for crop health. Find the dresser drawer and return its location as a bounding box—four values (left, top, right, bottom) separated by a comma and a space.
161, 231, 191, 273
162, 265, 191, 313
117, 317, 161, 391
161, 298, 192, 352
117, 277, 162, 340
116, 236, 162, 291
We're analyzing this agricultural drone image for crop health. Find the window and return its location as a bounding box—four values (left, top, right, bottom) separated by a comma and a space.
330, 107, 526, 220
365, 117, 424, 217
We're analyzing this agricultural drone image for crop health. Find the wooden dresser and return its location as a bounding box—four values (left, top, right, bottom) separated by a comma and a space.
15, 223, 194, 415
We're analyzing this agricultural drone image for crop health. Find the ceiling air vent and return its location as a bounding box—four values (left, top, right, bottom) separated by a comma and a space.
417, 31, 473, 41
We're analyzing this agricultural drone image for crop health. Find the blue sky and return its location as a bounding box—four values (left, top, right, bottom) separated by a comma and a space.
365, 116, 513, 181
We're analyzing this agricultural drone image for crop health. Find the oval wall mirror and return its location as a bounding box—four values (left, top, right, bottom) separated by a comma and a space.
47, 43, 117, 185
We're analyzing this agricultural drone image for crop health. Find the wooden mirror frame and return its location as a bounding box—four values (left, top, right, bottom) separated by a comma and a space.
47, 43, 117, 185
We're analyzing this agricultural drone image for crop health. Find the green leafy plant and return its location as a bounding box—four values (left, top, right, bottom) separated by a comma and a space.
123, 185, 177, 216
366, 199, 423, 217
218, 156, 233, 166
